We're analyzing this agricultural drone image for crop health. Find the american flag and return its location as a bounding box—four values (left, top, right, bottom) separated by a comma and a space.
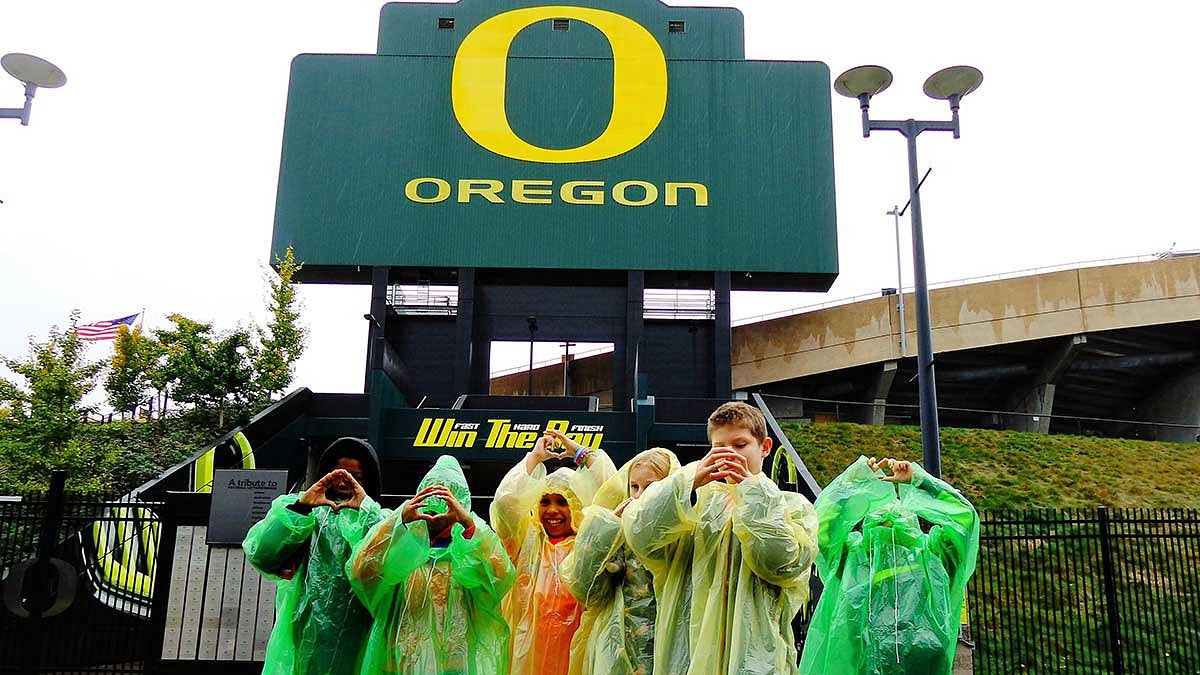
75, 314, 140, 342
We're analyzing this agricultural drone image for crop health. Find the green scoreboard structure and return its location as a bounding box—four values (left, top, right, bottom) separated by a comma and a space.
268, 0, 838, 488
29, 3, 838, 654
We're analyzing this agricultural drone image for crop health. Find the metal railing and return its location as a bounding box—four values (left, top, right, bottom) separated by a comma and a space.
644, 288, 715, 320
969, 508, 1200, 675
387, 284, 458, 315
755, 393, 1199, 442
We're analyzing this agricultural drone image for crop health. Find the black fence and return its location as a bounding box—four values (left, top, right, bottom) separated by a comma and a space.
968, 508, 1200, 674
1, 473, 162, 674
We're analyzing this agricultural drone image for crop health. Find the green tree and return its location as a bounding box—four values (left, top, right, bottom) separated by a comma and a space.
0, 311, 106, 490
253, 245, 307, 399
104, 324, 160, 418
152, 314, 256, 429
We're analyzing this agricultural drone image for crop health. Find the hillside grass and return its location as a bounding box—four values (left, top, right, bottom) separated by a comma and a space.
782, 422, 1200, 510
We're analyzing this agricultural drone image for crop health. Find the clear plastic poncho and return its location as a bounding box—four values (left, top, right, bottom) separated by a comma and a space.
799, 457, 980, 675
243, 493, 384, 675
622, 461, 819, 675
489, 451, 616, 675
563, 449, 681, 675
346, 455, 515, 675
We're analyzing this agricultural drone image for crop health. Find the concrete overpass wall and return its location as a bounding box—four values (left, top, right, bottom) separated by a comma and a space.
491, 352, 614, 407
733, 257, 1200, 389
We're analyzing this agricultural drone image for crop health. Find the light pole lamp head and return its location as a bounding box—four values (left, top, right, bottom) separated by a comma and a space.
834, 65, 893, 107
2, 53, 67, 89
923, 65, 983, 110
834, 65, 892, 138
2, 53, 66, 126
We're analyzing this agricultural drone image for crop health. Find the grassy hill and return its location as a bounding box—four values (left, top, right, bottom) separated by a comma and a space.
782, 422, 1200, 510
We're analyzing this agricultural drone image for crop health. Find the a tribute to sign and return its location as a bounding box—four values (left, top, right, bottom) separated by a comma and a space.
207, 469, 289, 545
272, 0, 838, 290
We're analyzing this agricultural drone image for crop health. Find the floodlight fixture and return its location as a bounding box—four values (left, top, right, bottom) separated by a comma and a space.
834, 65, 893, 100
2, 53, 67, 89
923, 65, 983, 106
1, 52, 67, 126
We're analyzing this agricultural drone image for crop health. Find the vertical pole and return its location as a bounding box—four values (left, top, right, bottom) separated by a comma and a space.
527, 339, 534, 396
526, 317, 536, 396
619, 271, 645, 409
453, 267, 476, 397
22, 470, 67, 674
714, 271, 733, 399
363, 267, 389, 394
1098, 507, 1125, 674
561, 342, 574, 395
890, 207, 908, 357
905, 124, 942, 478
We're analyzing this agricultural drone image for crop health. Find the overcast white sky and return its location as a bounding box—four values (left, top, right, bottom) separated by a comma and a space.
2, 1, 1197, 400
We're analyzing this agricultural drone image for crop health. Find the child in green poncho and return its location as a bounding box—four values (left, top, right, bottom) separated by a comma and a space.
243, 437, 385, 675
799, 456, 980, 675
347, 455, 515, 675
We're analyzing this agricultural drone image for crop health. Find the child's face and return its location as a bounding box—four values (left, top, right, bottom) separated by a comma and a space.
628, 464, 662, 499
328, 458, 365, 499
708, 424, 772, 476
538, 492, 574, 538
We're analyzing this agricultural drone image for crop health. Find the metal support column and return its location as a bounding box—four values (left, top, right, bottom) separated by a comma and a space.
714, 272, 732, 399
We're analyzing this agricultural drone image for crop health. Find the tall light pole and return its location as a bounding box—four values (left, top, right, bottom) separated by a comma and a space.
834, 64, 984, 478
0, 53, 66, 126
887, 204, 908, 358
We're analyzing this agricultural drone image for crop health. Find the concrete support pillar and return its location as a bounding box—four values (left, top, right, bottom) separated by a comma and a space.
1137, 365, 1200, 443
1007, 384, 1056, 433
860, 360, 898, 425
1005, 334, 1087, 433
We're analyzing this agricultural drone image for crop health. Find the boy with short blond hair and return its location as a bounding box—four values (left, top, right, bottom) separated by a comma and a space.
623, 401, 819, 674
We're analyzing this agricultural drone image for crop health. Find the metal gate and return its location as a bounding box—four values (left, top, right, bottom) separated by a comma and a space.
1, 472, 162, 674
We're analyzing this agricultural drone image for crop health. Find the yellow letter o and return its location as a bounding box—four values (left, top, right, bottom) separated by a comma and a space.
452, 6, 667, 164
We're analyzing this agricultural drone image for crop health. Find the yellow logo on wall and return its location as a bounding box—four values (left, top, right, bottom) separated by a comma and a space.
451, 6, 668, 163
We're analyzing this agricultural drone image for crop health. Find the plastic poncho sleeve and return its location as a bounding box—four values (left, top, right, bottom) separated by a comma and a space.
731, 473, 819, 588
622, 464, 698, 577
243, 493, 317, 579
903, 464, 980, 591
574, 451, 618, 505
490, 460, 548, 561
346, 510, 431, 616
449, 514, 517, 597
812, 457, 897, 579
335, 500, 386, 549
563, 506, 623, 607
